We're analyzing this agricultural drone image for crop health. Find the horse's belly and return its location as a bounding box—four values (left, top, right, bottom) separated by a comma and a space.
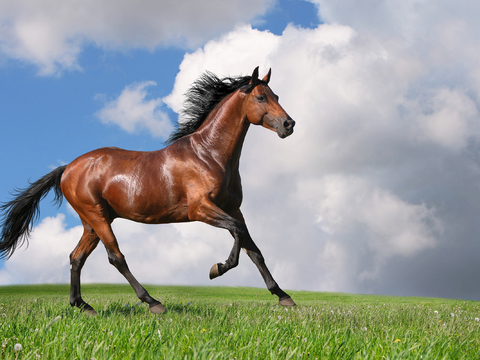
104, 179, 189, 224
109, 199, 190, 224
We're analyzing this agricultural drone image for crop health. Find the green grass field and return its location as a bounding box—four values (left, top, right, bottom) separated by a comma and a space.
0, 284, 479, 359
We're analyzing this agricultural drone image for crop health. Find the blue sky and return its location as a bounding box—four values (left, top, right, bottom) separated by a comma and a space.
0, 0, 318, 220
2, 0, 480, 301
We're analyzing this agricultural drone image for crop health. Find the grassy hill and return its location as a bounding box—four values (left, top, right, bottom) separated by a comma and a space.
0, 284, 479, 359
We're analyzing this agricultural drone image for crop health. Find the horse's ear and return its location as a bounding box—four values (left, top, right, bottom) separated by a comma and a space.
250, 66, 259, 85
262, 68, 271, 85
244, 66, 260, 94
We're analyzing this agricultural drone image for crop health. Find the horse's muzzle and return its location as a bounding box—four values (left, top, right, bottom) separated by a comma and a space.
279, 118, 295, 138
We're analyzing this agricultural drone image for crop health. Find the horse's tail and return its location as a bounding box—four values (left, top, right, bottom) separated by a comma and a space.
0, 165, 67, 259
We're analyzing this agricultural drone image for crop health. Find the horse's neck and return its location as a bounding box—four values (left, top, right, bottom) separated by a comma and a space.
194, 92, 250, 167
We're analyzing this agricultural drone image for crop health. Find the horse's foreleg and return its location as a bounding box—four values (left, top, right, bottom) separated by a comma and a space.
188, 200, 245, 279
70, 223, 100, 316
190, 202, 295, 305
241, 236, 295, 306
209, 230, 242, 279
232, 211, 295, 306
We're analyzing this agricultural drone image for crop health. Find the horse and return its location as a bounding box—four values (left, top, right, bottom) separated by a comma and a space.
0, 67, 296, 315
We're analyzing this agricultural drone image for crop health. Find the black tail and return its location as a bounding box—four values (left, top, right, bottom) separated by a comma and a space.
0, 165, 67, 259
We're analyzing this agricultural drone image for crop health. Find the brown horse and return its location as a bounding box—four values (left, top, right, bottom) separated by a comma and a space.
0, 67, 296, 315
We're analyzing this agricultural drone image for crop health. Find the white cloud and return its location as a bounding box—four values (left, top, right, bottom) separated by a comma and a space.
0, 214, 262, 289
298, 176, 440, 280
0, 215, 81, 284
5, 1, 480, 301
0, 0, 273, 75
163, 25, 280, 115
96, 81, 173, 138
303, 176, 440, 253
407, 88, 480, 151
159, 10, 480, 298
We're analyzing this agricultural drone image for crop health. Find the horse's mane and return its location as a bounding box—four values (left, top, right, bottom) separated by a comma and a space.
166, 71, 255, 144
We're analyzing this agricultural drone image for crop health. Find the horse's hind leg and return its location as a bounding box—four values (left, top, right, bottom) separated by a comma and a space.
91, 221, 166, 314
70, 221, 100, 315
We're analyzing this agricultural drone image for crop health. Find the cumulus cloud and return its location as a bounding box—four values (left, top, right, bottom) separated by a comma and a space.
301, 176, 440, 257
406, 88, 480, 151
0, 215, 81, 284
158, 6, 480, 299
96, 81, 173, 138
0, 214, 262, 289
4, 1, 480, 301
0, 0, 273, 75
163, 25, 280, 115
298, 175, 441, 284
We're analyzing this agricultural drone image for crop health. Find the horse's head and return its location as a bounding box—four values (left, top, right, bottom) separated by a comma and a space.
243, 67, 295, 139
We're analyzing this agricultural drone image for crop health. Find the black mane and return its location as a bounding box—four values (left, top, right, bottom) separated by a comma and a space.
166, 71, 254, 144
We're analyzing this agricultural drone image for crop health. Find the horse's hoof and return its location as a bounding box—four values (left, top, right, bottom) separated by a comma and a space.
149, 303, 167, 314
279, 297, 296, 307
84, 309, 98, 316
209, 263, 221, 279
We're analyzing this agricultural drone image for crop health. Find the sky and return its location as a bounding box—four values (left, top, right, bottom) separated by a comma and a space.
1, 0, 480, 301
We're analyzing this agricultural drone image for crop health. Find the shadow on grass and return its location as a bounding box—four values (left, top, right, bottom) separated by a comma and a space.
98, 301, 147, 317
95, 301, 202, 317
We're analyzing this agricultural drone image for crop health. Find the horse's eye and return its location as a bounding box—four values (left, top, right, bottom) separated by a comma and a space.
256, 95, 266, 102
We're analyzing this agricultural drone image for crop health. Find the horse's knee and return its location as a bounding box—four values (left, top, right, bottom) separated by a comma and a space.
107, 251, 127, 270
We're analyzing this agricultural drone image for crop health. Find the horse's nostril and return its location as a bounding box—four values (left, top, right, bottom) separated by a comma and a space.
284, 119, 295, 130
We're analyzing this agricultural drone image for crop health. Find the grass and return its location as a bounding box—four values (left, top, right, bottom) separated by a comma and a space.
1, 284, 480, 359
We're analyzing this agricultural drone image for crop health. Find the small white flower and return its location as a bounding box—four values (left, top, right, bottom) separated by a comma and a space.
362, 327, 368, 332
450, 313, 455, 317
14, 343, 22, 351
434, 310, 438, 314
475, 318, 479, 322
